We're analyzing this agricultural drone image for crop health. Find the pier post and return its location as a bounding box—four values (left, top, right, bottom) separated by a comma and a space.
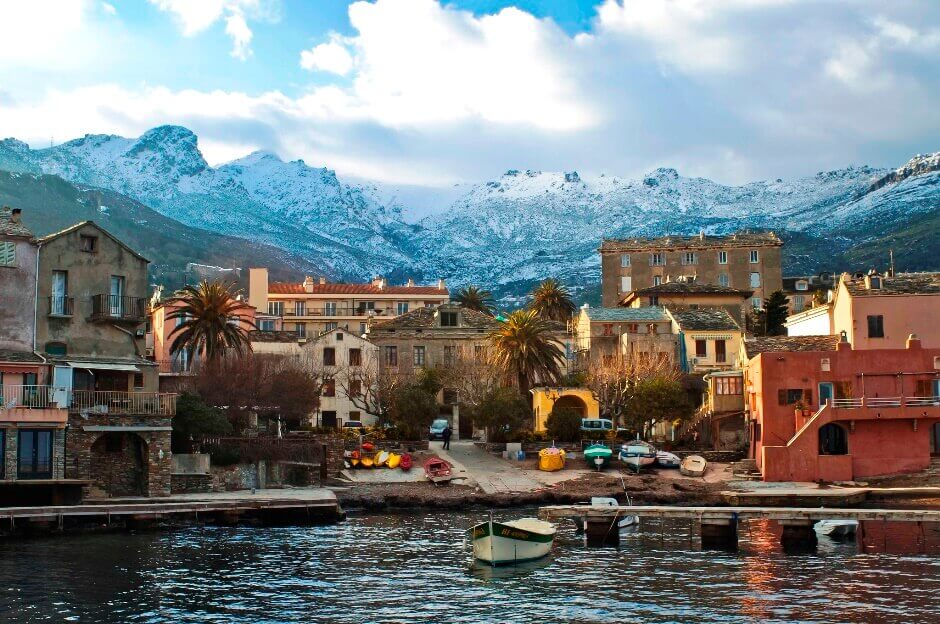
700, 517, 738, 549
779, 519, 817, 552
584, 515, 621, 546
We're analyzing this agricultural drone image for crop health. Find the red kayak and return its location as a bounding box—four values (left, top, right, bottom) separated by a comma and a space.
399, 453, 413, 471
424, 458, 453, 484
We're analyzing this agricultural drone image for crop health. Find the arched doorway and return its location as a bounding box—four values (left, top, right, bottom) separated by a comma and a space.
90, 433, 149, 497
553, 394, 588, 417
818, 423, 848, 456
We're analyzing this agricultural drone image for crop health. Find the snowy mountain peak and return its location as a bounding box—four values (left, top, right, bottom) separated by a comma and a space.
126, 125, 207, 177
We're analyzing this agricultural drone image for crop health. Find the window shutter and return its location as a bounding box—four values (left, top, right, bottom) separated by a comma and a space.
804, 388, 812, 404
0, 242, 14, 266
777, 389, 787, 405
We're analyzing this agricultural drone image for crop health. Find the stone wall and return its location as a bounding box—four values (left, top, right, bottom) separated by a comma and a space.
171, 472, 212, 494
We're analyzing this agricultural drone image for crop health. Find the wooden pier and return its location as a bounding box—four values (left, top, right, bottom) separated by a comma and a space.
539, 504, 940, 549
0, 490, 343, 536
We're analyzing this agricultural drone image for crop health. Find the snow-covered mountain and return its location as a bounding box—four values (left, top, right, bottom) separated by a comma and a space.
0, 126, 936, 296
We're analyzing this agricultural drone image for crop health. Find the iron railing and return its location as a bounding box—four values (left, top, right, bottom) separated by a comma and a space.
281, 306, 396, 317
70, 391, 177, 416
0, 385, 59, 409
830, 396, 940, 409
90, 294, 148, 322
48, 296, 74, 317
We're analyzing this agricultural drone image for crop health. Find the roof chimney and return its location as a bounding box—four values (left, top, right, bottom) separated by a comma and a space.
699, 231, 705, 240
906, 333, 922, 350
303, 276, 315, 293
319, 276, 326, 285
10, 207, 22, 223
407, 278, 414, 287
438, 279, 447, 290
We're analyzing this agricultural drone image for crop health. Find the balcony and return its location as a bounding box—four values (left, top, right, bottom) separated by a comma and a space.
0, 385, 69, 425
828, 395, 940, 423
69, 391, 177, 416
90, 294, 148, 323
156, 359, 196, 375
48, 296, 74, 317
282, 306, 396, 318
831, 396, 940, 409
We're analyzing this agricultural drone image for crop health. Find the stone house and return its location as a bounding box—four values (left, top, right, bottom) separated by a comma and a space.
619, 278, 753, 328
665, 307, 742, 374
300, 328, 379, 428
573, 304, 676, 367
600, 231, 782, 310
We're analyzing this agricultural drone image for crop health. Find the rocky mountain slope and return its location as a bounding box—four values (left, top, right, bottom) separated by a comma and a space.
1, 126, 936, 298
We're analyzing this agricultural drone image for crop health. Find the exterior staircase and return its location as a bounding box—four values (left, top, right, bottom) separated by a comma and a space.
926, 458, 940, 478
731, 458, 761, 481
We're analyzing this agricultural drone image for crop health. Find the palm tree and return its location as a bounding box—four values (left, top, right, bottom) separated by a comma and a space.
529, 278, 576, 322
488, 309, 564, 396
167, 281, 256, 363
453, 285, 495, 315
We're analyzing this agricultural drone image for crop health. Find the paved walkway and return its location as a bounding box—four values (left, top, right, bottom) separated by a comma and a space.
435, 440, 545, 494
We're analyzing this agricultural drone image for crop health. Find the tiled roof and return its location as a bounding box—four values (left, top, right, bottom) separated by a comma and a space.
269, 282, 448, 296
0, 349, 44, 364
0, 207, 33, 238
370, 305, 500, 331
843, 272, 940, 297
669, 307, 740, 331
248, 330, 299, 343
744, 335, 840, 358
625, 281, 752, 298
601, 231, 781, 252
583, 306, 668, 322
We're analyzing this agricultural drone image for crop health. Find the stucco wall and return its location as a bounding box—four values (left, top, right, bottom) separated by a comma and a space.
0, 237, 37, 353
840, 288, 940, 350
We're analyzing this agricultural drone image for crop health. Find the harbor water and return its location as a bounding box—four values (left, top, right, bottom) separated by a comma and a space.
2, 510, 938, 623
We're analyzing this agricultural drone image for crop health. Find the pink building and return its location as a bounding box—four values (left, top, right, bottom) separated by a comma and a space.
744, 334, 940, 482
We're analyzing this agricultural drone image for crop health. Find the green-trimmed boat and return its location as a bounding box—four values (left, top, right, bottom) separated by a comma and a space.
468, 517, 556, 566
583, 444, 613, 470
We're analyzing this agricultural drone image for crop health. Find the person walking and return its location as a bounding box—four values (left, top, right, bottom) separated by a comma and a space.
442, 424, 453, 451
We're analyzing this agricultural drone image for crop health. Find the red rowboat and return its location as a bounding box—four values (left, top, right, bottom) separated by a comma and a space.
399, 453, 413, 471
424, 458, 453, 484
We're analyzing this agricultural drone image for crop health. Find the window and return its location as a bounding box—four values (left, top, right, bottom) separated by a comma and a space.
413, 345, 426, 366
695, 339, 707, 358
749, 250, 759, 263
357, 301, 375, 314
778, 388, 812, 405
620, 254, 631, 267
649, 296, 659, 306
869, 276, 882, 289
80, 235, 98, 253
324, 301, 337, 316
397, 302, 409, 315
715, 376, 742, 395
384, 346, 398, 366
443, 345, 457, 365
268, 301, 284, 316
294, 301, 306, 316
820, 358, 831, 372
335, 332, 344, 341
133, 373, 144, 389
295, 323, 307, 338
321, 411, 337, 428
796, 281, 808, 291
0, 241, 16, 266
751, 297, 762, 310
819, 423, 847, 455
17, 429, 53, 479
627, 323, 638, 334
325, 322, 338, 332
682, 252, 697, 265
715, 339, 726, 363
349, 380, 362, 397
359, 322, 367, 335
652, 276, 662, 286
602, 323, 613, 336
349, 411, 361, 421
620, 276, 632, 293
649, 252, 665, 266
867, 315, 884, 338
749, 272, 761, 288
323, 379, 336, 397
440, 311, 458, 327
259, 319, 275, 331
348, 348, 361, 366
717, 251, 728, 265
792, 295, 805, 312
45, 341, 67, 356
109, 275, 125, 316
648, 323, 658, 335
718, 273, 729, 287
323, 347, 336, 366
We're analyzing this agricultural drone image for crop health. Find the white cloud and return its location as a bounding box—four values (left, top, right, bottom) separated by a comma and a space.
0, 0, 95, 68
101, 2, 117, 16
300, 37, 354, 75
148, 0, 277, 60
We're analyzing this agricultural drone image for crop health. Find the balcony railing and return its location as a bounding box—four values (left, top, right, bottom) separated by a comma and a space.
70, 391, 177, 416
48, 296, 74, 317
156, 359, 196, 374
90, 295, 148, 322
281, 307, 396, 318
830, 396, 940, 409
0, 385, 59, 409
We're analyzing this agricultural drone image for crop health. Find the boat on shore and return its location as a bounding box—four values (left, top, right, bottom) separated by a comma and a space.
538, 446, 566, 472
583, 444, 613, 470
400, 453, 413, 471
375, 451, 390, 467
387, 452, 401, 469
815, 520, 858, 539
360, 456, 374, 468
618, 440, 657, 472
468, 517, 556, 566
679, 455, 707, 477
655, 450, 681, 469
424, 458, 453, 484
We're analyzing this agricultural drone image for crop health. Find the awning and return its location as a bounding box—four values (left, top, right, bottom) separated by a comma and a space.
0, 364, 42, 374
67, 362, 140, 372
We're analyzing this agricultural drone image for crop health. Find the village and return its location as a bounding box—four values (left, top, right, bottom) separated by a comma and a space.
2, 203, 938, 541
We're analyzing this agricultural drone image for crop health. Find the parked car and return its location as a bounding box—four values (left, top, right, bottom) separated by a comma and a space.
342, 421, 366, 432
429, 418, 450, 440
580, 418, 614, 434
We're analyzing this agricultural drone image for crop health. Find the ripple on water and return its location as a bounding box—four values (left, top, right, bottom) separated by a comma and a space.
0, 511, 938, 623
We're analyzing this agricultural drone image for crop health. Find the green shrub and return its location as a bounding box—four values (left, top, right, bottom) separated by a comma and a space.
207, 444, 241, 467
546, 407, 582, 443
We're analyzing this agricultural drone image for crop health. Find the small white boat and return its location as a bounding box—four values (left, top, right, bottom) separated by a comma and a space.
618, 440, 657, 472
655, 451, 681, 469
815, 519, 858, 539
571, 496, 638, 531
468, 517, 556, 566
680, 454, 707, 477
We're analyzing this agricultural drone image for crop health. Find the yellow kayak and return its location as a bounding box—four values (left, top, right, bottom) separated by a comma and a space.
360, 456, 374, 468
375, 451, 389, 467
350, 457, 360, 468
387, 452, 401, 469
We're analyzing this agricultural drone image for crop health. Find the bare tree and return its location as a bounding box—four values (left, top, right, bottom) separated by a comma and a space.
338, 358, 407, 426
584, 348, 682, 429
438, 349, 503, 414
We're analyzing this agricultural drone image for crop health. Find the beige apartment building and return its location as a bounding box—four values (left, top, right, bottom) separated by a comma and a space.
599, 232, 783, 310
248, 268, 449, 338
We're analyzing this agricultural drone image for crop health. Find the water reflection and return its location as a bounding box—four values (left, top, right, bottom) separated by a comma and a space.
1, 511, 938, 623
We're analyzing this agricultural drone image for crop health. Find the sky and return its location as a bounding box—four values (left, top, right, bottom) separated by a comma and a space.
0, 0, 938, 188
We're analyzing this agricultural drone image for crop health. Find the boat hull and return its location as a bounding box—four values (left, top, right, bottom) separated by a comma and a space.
679, 455, 707, 477
655, 451, 681, 468
469, 521, 555, 566
815, 520, 858, 538
584, 445, 613, 470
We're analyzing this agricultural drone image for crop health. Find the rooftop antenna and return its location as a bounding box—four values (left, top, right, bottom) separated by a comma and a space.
888, 250, 895, 277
